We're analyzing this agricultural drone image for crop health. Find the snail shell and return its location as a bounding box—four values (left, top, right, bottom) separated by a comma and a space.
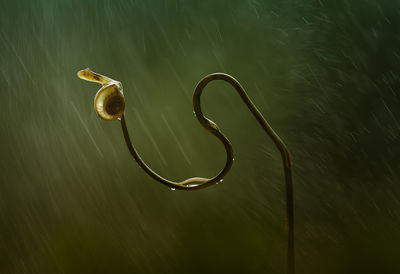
94, 84, 125, 121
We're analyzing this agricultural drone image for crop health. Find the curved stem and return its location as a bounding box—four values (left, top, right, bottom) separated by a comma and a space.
121, 72, 294, 274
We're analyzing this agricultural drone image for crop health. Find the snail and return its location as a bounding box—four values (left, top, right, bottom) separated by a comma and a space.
77, 68, 125, 121
76, 68, 295, 274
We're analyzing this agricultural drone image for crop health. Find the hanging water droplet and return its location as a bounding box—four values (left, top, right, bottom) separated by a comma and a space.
171, 188, 176, 191
117, 117, 121, 121
232, 158, 235, 161
219, 179, 223, 182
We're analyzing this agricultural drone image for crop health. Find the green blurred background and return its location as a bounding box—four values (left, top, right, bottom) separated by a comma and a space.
0, 0, 399, 273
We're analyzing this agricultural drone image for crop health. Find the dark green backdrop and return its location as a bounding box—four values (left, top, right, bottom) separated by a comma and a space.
0, 0, 399, 273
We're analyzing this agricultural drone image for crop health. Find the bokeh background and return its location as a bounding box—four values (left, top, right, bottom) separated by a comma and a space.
0, 0, 399, 273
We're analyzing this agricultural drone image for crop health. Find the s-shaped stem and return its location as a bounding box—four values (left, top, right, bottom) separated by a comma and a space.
120, 73, 294, 274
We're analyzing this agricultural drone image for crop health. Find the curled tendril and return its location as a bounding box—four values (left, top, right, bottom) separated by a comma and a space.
78, 70, 294, 274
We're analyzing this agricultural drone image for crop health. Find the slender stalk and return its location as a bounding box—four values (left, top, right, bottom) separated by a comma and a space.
120, 73, 294, 273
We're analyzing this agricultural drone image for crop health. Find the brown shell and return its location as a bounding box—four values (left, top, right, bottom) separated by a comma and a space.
94, 84, 125, 121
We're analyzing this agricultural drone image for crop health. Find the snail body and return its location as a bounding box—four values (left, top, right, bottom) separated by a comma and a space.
77, 68, 125, 121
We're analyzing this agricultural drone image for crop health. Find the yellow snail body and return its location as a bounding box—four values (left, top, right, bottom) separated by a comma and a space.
77, 68, 125, 121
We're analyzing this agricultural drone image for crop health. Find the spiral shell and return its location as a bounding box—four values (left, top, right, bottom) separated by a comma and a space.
94, 84, 125, 121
